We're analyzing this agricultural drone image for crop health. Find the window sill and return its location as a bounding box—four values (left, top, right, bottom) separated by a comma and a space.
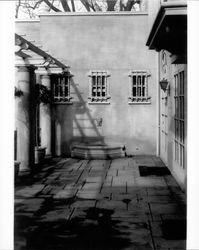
53, 102, 73, 105
128, 101, 151, 105
88, 101, 110, 105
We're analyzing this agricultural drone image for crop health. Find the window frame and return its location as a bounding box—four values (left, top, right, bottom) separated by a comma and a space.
174, 69, 185, 168
52, 73, 73, 105
128, 70, 151, 104
88, 70, 111, 104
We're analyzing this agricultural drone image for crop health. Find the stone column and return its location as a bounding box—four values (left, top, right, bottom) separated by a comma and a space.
40, 74, 51, 156
15, 66, 35, 173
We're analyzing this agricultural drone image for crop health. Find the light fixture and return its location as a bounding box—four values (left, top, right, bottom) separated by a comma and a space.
159, 79, 169, 93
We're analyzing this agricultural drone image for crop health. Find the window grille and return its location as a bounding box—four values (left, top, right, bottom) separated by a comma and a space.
174, 70, 185, 168
128, 70, 151, 104
88, 71, 110, 104
52, 74, 73, 104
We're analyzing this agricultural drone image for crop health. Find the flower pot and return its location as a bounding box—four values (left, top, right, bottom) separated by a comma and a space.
14, 161, 20, 179
35, 147, 46, 164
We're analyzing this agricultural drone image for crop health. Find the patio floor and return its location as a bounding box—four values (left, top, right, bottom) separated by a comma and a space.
15, 156, 186, 250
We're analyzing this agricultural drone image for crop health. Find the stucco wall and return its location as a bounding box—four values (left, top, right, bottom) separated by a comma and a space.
38, 13, 158, 156
16, 9, 159, 156
16, 20, 40, 41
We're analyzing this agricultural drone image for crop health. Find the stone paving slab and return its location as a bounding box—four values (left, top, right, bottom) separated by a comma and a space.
96, 200, 127, 210
40, 185, 52, 195
149, 203, 184, 216
49, 187, 67, 195
118, 170, 135, 176
84, 176, 103, 183
111, 211, 151, 222
112, 220, 154, 249
150, 221, 163, 237
146, 187, 172, 196
101, 187, 127, 195
153, 237, 186, 249
53, 189, 77, 199
142, 195, 174, 204
15, 184, 45, 198
15, 198, 45, 213
111, 193, 138, 201
37, 208, 73, 222
76, 190, 99, 199
136, 177, 167, 187
82, 182, 102, 190
127, 187, 148, 196
160, 214, 186, 221
70, 200, 96, 208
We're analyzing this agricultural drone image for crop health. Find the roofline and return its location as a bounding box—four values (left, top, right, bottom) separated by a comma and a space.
15, 19, 40, 22
146, 2, 187, 48
38, 11, 148, 17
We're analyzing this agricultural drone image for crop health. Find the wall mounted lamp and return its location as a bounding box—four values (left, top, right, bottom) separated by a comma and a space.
159, 79, 170, 95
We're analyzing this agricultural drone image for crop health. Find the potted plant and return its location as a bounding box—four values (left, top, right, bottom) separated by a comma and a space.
15, 86, 24, 98
14, 89, 23, 178
34, 83, 51, 164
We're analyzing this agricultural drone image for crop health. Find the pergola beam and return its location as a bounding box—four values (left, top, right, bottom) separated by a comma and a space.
15, 33, 69, 70
15, 50, 30, 59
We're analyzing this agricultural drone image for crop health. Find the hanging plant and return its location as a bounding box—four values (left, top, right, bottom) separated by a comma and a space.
35, 84, 51, 105
35, 84, 52, 150
14, 87, 23, 98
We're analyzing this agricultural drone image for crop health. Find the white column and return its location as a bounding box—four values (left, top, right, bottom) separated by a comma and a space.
16, 66, 34, 172
40, 74, 51, 155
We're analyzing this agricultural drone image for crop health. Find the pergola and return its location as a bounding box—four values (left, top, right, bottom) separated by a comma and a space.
15, 33, 71, 173
15, 33, 70, 73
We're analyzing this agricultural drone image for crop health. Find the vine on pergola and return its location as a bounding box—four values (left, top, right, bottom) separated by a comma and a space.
15, 0, 146, 18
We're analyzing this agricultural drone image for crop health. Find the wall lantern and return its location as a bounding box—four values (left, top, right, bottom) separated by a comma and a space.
159, 79, 169, 92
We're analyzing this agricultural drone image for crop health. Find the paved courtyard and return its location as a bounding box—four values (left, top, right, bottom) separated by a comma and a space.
15, 156, 186, 250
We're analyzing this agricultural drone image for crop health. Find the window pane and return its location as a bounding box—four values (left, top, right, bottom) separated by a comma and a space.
90, 71, 108, 101
133, 87, 136, 97
174, 70, 185, 168
133, 75, 136, 85
130, 71, 149, 102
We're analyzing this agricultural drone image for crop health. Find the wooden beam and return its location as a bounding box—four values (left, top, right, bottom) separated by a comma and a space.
15, 33, 69, 70
15, 50, 30, 59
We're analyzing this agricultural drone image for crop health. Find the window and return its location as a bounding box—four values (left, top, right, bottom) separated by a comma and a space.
128, 70, 151, 104
174, 70, 185, 168
88, 71, 110, 104
52, 73, 73, 104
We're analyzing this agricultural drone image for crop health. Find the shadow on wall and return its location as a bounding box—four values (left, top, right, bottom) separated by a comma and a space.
51, 77, 105, 156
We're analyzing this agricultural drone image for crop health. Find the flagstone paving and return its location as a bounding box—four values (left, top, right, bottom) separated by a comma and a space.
15, 156, 186, 250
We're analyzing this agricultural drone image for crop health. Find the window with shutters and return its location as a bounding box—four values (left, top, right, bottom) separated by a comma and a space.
88, 71, 110, 104
128, 70, 151, 104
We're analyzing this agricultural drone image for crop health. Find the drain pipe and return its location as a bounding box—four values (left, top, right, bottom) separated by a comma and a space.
156, 52, 160, 156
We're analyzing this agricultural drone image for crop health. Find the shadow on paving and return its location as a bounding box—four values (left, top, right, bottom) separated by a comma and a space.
15, 156, 186, 250
18, 208, 142, 250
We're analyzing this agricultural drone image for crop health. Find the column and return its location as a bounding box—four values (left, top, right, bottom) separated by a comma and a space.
15, 66, 35, 173
40, 74, 51, 156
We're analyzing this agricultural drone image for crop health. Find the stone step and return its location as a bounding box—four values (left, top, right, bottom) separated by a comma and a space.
71, 144, 126, 159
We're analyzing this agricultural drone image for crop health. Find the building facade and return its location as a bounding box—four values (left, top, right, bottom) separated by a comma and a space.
15, 0, 187, 190
146, 0, 187, 190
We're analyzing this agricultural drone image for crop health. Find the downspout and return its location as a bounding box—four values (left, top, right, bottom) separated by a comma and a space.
156, 52, 160, 156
